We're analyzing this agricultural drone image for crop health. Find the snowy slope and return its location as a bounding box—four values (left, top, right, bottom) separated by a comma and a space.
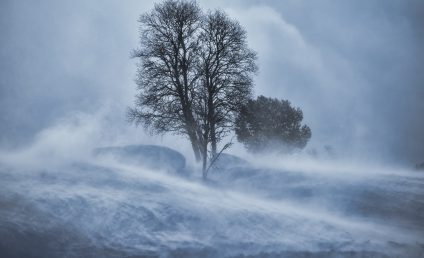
0, 145, 423, 258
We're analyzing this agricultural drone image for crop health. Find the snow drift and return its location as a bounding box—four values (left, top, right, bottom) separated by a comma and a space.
0, 145, 423, 258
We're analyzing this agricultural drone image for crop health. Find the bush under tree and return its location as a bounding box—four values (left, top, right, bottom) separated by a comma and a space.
235, 96, 311, 154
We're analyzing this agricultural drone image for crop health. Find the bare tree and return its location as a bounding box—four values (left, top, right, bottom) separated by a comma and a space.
129, 1, 257, 178
128, 0, 203, 161
196, 10, 257, 176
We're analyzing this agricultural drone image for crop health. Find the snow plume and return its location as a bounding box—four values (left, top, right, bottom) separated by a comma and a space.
0, 112, 98, 169
1, 0, 424, 257
0, 112, 423, 257
0, 107, 114, 170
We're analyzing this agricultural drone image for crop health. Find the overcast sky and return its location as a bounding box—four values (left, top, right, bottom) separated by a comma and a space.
1, 0, 423, 165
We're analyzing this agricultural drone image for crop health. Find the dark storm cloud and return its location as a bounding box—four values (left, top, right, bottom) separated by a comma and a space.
0, 0, 423, 164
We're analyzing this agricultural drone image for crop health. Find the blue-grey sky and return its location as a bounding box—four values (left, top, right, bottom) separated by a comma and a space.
0, 0, 423, 164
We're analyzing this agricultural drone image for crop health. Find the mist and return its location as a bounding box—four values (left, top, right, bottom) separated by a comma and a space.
1, 0, 424, 163
1, 0, 423, 257
1, 121, 423, 257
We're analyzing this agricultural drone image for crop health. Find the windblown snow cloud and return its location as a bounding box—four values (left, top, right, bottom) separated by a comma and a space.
0, 2, 423, 257
0, 0, 423, 164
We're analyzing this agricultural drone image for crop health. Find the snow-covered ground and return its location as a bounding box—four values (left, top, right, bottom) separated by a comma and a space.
0, 145, 423, 258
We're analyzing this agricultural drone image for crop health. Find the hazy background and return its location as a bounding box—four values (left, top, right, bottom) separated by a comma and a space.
1, 0, 423, 165
1, 2, 424, 257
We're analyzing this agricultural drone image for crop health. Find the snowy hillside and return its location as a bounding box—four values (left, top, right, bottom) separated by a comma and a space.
0, 145, 423, 258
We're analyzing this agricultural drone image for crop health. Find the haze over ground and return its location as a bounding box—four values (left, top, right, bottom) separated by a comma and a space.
1, 1, 424, 257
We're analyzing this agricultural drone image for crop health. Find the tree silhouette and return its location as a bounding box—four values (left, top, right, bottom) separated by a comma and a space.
195, 10, 257, 174
128, 0, 257, 178
235, 96, 311, 154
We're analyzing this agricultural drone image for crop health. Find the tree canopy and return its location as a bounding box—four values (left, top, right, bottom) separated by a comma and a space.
235, 96, 311, 154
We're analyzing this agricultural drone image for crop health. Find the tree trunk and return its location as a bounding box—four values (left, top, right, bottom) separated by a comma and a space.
210, 122, 217, 157
188, 131, 201, 162
184, 107, 202, 162
199, 118, 209, 179
208, 88, 217, 158
201, 141, 208, 179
